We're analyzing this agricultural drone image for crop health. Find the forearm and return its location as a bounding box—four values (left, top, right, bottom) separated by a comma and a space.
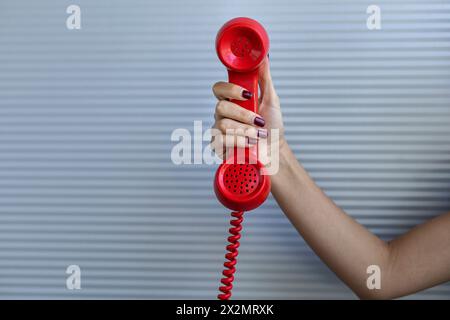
271, 143, 390, 299
211, 63, 450, 299
209, 70, 390, 296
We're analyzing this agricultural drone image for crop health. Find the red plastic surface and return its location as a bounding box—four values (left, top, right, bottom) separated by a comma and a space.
214, 151, 271, 212
217, 210, 244, 300
216, 17, 269, 74
214, 17, 271, 213
214, 18, 271, 301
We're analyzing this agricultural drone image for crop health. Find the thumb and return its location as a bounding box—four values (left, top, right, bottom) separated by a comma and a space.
258, 57, 279, 107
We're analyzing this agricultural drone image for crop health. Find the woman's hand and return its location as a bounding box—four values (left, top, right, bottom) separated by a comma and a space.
211, 58, 285, 161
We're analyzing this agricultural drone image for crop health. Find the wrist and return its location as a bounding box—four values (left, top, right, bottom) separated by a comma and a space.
270, 138, 293, 184
270, 139, 312, 191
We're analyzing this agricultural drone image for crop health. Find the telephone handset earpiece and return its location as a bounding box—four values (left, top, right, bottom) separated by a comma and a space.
214, 17, 271, 300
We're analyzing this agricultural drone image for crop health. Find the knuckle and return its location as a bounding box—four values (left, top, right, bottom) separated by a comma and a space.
210, 127, 221, 139
217, 119, 230, 132
215, 100, 226, 115
212, 81, 222, 93
211, 133, 223, 147
216, 120, 225, 132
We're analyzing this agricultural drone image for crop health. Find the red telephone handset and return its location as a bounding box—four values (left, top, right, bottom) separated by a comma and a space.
214, 17, 271, 300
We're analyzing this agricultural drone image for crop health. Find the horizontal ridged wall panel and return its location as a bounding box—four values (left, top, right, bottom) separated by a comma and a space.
0, 0, 449, 299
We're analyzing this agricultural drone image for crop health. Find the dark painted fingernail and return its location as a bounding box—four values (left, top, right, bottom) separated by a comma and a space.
242, 90, 253, 100
247, 137, 258, 145
258, 129, 268, 138
254, 116, 265, 127
267, 53, 270, 60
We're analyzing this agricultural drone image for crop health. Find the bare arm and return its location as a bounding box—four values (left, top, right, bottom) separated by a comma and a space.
272, 143, 450, 299
211, 59, 450, 299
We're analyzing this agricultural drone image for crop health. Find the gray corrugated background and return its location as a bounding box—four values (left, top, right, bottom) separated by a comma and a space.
0, 0, 449, 299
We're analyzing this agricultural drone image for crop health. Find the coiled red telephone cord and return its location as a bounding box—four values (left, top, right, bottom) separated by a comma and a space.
217, 210, 245, 300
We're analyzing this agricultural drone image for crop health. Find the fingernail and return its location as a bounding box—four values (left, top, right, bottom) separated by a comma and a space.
247, 137, 258, 145
257, 129, 268, 138
267, 53, 270, 60
242, 90, 253, 100
254, 116, 265, 127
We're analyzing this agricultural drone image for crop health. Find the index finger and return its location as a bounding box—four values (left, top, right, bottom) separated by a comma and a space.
212, 81, 253, 101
